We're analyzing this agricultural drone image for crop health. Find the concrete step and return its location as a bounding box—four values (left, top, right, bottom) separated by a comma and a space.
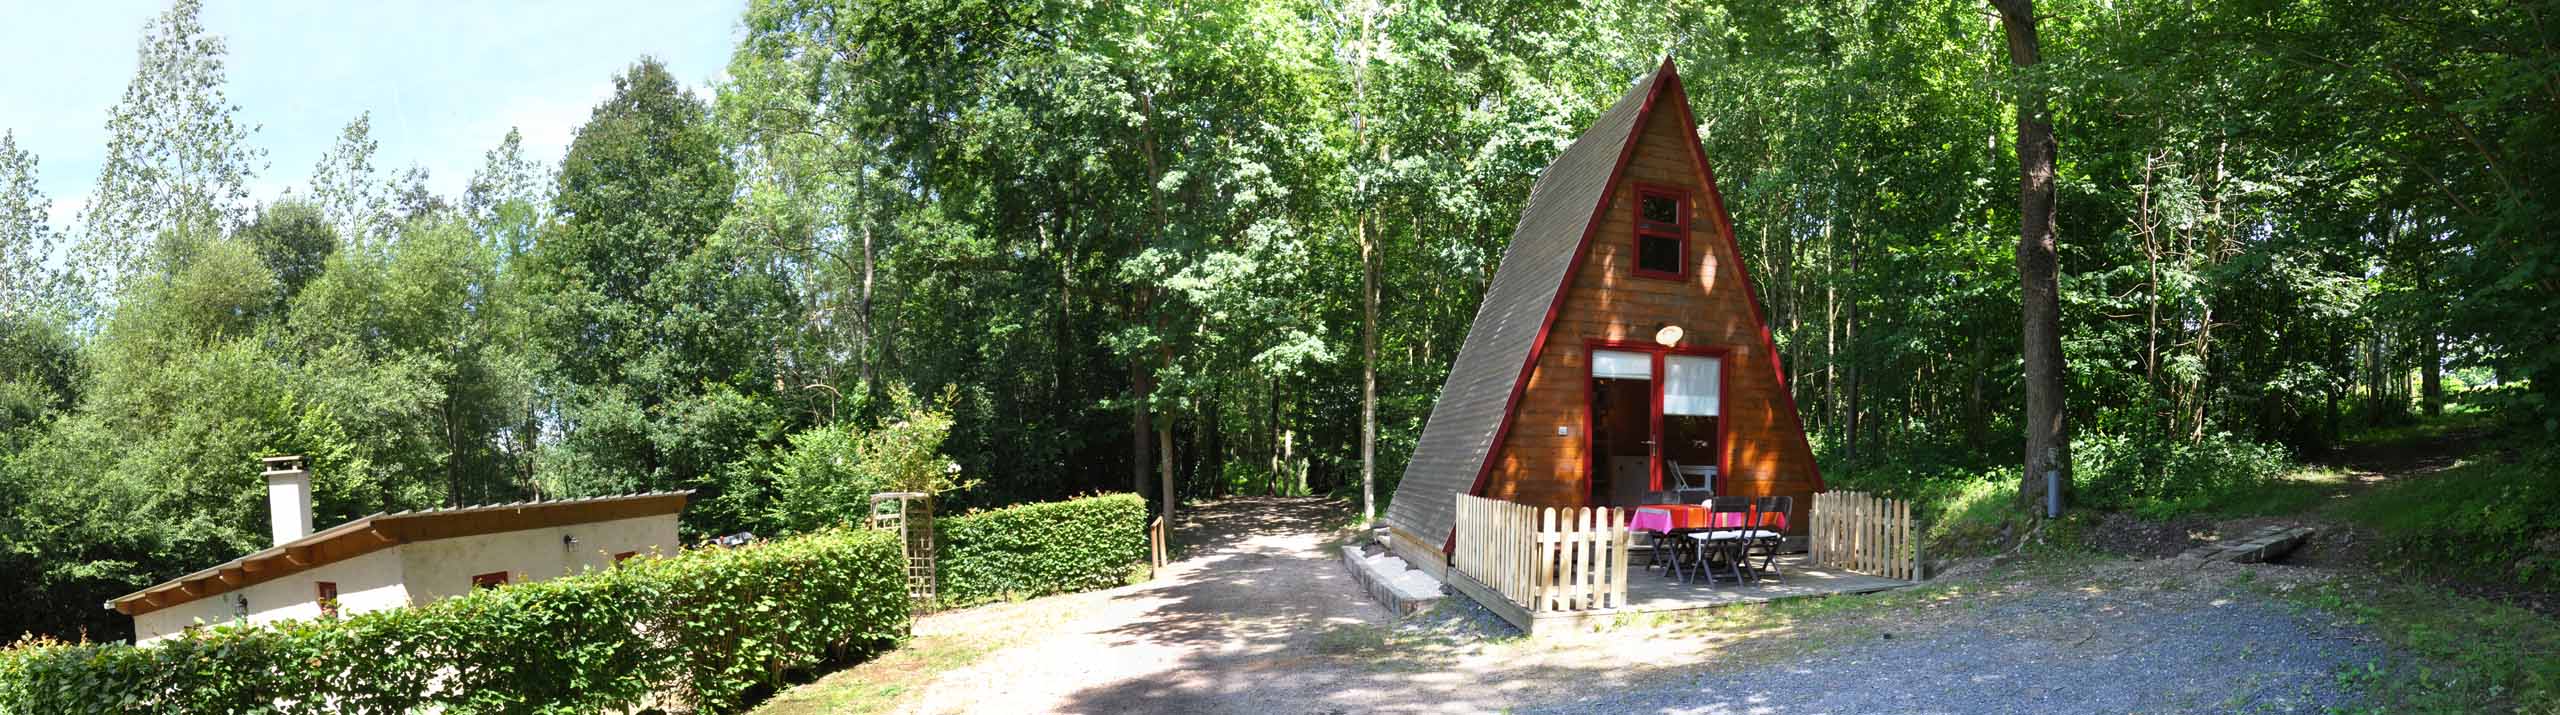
1340, 545, 1445, 616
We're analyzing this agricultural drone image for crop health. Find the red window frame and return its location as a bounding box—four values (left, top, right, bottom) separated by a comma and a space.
1631, 183, 1691, 281
613, 551, 638, 565
1580, 339, 1732, 497
315, 581, 340, 618
471, 571, 510, 590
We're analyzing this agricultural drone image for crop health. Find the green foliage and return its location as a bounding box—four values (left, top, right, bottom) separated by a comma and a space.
234, 200, 336, 304
72, 0, 263, 308
0, 527, 909, 715
2297, 581, 2560, 714
525, 57, 799, 538
768, 387, 965, 534
2071, 432, 2295, 519
935, 493, 1149, 609
2341, 447, 2560, 588
0, 131, 62, 318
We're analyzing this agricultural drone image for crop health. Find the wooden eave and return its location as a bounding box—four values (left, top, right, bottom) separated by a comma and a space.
106, 491, 689, 617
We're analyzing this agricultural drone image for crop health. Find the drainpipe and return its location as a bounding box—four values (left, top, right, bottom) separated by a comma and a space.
2044, 469, 2061, 519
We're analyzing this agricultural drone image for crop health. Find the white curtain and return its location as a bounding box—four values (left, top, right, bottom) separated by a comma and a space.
1664, 355, 1721, 416
1591, 349, 1651, 380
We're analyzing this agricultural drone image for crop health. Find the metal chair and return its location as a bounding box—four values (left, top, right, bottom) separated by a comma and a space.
1699, 497, 1755, 585
1747, 496, 1792, 583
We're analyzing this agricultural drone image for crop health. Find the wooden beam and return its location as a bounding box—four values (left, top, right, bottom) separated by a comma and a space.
217, 567, 244, 586
286, 545, 312, 566
178, 581, 204, 598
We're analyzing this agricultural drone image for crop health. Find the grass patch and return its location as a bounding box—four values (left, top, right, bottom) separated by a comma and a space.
747, 629, 1004, 715
2340, 408, 2499, 448
2335, 450, 2560, 587
2290, 579, 2560, 714
2177, 466, 2355, 518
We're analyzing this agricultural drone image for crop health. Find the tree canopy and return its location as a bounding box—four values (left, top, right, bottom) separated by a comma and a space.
1, 0, 2551, 642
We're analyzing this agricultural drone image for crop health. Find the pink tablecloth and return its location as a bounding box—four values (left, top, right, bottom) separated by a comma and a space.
1630, 504, 1781, 533
1628, 504, 1716, 533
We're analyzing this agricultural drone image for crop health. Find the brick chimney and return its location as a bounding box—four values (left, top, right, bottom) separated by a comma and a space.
261, 455, 313, 546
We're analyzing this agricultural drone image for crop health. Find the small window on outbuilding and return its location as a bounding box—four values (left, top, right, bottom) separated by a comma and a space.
316, 581, 340, 618
1632, 185, 1689, 280
471, 571, 510, 590
613, 551, 638, 565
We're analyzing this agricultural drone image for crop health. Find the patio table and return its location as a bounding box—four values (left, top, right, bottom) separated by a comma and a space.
1628, 504, 1714, 534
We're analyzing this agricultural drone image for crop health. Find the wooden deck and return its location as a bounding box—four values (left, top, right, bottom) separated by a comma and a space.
1448, 552, 1910, 635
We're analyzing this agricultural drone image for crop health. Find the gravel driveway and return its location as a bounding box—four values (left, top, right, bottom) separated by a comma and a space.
893, 498, 2382, 714
1522, 583, 2378, 714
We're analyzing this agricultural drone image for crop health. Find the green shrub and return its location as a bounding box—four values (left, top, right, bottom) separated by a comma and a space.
766, 387, 968, 534
936, 493, 1149, 608
0, 527, 908, 715
2072, 431, 2293, 518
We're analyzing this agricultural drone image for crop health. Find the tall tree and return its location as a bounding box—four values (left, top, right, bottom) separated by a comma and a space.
0, 131, 59, 317
310, 113, 394, 246
526, 57, 794, 535
1993, 0, 2070, 515
74, 0, 262, 310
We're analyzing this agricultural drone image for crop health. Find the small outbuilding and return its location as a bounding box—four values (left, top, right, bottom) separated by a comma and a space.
107, 455, 687, 644
1386, 58, 1821, 570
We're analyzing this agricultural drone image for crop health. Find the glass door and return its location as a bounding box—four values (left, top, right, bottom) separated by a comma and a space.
1588, 349, 1654, 507
1587, 348, 1723, 506
1661, 354, 1722, 496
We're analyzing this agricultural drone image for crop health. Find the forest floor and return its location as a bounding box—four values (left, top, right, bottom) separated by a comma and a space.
753, 496, 2396, 714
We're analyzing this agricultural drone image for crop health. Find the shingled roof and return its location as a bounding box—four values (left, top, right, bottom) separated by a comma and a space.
1384, 59, 1677, 550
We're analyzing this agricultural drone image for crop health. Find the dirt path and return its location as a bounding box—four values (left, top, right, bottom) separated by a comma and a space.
879, 497, 2381, 714
901, 497, 1411, 713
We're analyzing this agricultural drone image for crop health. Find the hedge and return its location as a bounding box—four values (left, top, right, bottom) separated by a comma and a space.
936, 493, 1149, 608
0, 526, 908, 715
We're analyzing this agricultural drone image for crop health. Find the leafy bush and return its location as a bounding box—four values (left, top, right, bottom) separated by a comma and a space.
936, 493, 1149, 608
2072, 432, 2294, 518
767, 386, 966, 534
0, 527, 908, 715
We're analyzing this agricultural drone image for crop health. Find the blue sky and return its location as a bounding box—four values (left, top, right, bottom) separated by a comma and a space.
0, 1, 745, 229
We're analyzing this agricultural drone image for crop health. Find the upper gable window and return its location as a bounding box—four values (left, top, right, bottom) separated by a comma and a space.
1632, 184, 1689, 280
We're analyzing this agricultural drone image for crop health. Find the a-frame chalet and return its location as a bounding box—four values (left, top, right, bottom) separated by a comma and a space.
1385, 57, 1822, 571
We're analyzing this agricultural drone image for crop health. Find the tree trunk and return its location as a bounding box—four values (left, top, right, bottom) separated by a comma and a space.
1996, 0, 2071, 515
1361, 213, 1380, 524
1352, 0, 1381, 526
1133, 359, 1153, 502
1159, 417, 1177, 518
857, 217, 876, 388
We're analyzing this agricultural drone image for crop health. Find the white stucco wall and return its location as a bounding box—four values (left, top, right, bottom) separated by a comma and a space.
133, 548, 407, 645
130, 512, 678, 645
398, 513, 681, 604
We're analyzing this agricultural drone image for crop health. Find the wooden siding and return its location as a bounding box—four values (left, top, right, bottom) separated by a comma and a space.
1483, 87, 1821, 531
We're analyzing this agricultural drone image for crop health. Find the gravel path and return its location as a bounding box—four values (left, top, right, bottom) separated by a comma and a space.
1522, 583, 2379, 714
892, 498, 2382, 714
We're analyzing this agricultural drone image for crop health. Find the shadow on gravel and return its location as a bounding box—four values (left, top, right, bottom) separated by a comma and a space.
1056, 497, 1606, 713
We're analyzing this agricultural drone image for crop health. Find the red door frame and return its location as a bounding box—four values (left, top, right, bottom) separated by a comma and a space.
1582, 339, 1733, 503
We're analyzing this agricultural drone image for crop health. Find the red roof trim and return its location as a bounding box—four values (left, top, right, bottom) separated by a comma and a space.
1448, 57, 1681, 553
1659, 64, 1826, 492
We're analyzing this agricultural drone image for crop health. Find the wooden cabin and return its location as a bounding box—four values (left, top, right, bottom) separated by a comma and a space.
1385, 58, 1822, 573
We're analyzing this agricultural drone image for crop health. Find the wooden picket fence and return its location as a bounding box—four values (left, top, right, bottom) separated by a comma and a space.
1451, 494, 1632, 613
1809, 490, 1916, 580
